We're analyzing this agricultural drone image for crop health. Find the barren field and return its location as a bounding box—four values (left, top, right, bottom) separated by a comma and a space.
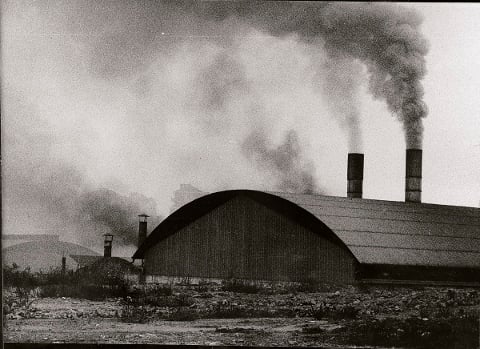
4, 282, 480, 348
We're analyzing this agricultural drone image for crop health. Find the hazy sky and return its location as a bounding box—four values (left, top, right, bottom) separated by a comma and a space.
413, 4, 480, 207
2, 2, 479, 242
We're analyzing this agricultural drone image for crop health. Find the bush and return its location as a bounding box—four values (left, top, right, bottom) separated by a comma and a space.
3, 291, 16, 316
205, 301, 276, 319
3, 262, 132, 301
311, 303, 360, 320
195, 279, 211, 293
120, 296, 152, 323
295, 279, 321, 293
167, 307, 199, 321
152, 284, 173, 296
221, 279, 262, 294
176, 276, 192, 286
345, 314, 479, 349
3, 264, 37, 289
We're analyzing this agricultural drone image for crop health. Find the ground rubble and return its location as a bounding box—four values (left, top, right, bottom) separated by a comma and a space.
3, 284, 480, 348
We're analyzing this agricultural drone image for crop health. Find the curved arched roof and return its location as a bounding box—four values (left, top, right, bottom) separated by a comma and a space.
133, 190, 358, 260
273, 191, 480, 267
134, 190, 480, 268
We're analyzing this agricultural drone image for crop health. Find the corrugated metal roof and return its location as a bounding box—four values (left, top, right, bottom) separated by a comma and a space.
272, 192, 480, 268
135, 190, 480, 268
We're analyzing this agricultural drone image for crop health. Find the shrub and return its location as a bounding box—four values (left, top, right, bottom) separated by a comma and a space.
195, 279, 211, 293
3, 291, 16, 316
310, 303, 360, 320
205, 301, 276, 319
176, 276, 192, 286
152, 284, 173, 296
295, 279, 321, 293
167, 307, 199, 321
3, 262, 132, 301
301, 325, 326, 334
120, 296, 151, 323
3, 264, 37, 289
221, 279, 262, 294
344, 314, 479, 349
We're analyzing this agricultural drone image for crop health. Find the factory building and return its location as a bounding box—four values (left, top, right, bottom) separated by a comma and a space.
133, 151, 480, 286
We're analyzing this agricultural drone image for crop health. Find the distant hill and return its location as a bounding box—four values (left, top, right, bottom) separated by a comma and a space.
3, 240, 99, 272
2, 234, 60, 248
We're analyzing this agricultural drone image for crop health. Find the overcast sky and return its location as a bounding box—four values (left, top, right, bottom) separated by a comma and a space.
1, 2, 479, 238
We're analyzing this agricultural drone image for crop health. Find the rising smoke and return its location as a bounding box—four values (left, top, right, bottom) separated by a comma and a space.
191, 48, 321, 193
2, 89, 162, 252
3, 1, 429, 248
243, 129, 319, 194
78, 189, 161, 247
317, 55, 365, 152
199, 1, 429, 149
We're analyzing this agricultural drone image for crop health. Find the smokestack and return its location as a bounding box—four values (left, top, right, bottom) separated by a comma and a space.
103, 234, 113, 258
138, 214, 149, 247
347, 153, 364, 199
405, 149, 422, 203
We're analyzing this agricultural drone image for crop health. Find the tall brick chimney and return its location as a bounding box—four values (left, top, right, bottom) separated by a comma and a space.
138, 214, 149, 247
405, 149, 422, 203
103, 234, 113, 258
347, 153, 364, 199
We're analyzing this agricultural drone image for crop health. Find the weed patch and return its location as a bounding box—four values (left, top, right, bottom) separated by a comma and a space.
344, 314, 479, 349
310, 303, 360, 320
221, 279, 262, 294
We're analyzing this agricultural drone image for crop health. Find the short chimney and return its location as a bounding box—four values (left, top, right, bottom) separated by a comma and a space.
103, 233, 113, 258
347, 153, 364, 199
61, 255, 66, 275
138, 214, 150, 247
405, 149, 422, 203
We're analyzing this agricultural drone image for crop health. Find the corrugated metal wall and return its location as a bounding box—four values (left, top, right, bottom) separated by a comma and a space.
145, 195, 356, 283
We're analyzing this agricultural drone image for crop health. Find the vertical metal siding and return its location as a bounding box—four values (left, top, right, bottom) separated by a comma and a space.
145, 195, 356, 283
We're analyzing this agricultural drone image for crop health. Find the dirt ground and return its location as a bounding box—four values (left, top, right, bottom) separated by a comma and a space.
3, 285, 479, 348
5, 317, 350, 347
3, 297, 355, 347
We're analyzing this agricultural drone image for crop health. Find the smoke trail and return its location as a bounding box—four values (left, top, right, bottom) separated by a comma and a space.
78, 189, 161, 247
191, 48, 320, 193
2, 89, 161, 250
243, 129, 319, 194
3, 1, 431, 242
200, 2, 429, 148
189, 51, 249, 135
317, 55, 364, 152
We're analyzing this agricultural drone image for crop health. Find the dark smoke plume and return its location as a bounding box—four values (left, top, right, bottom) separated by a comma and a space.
243, 129, 319, 194
2, 89, 161, 251
199, 2, 429, 148
78, 189, 161, 247
3, 1, 431, 243
192, 48, 320, 192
